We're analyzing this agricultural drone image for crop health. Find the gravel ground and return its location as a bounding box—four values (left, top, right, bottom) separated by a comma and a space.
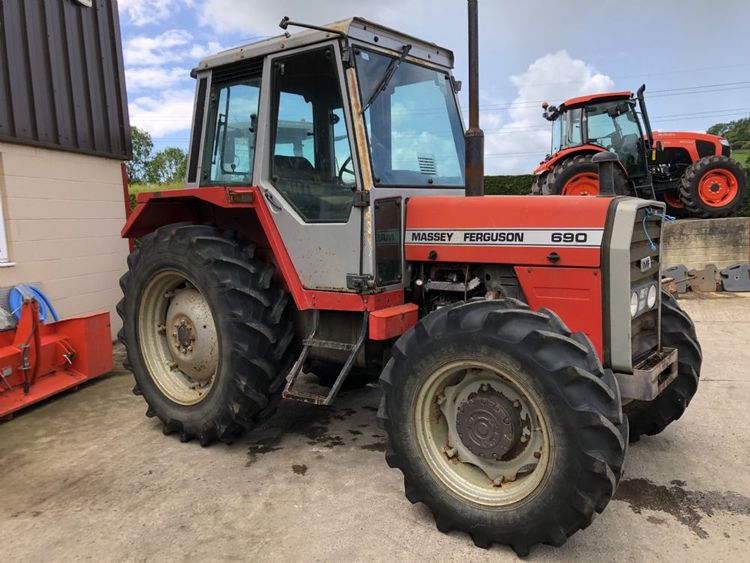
1, 293, 748, 561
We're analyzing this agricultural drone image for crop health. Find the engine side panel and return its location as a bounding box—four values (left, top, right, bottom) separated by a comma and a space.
652, 131, 723, 162
515, 266, 603, 357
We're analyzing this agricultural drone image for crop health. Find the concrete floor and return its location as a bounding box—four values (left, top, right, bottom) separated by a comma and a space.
1, 294, 749, 561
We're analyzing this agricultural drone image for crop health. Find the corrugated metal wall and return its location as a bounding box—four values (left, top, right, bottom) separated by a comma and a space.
0, 0, 131, 159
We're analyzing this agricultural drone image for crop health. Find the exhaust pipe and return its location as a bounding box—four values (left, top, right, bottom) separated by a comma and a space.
636, 84, 654, 151
465, 0, 484, 197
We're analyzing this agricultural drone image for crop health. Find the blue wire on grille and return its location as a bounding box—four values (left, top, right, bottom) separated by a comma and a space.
642, 207, 675, 252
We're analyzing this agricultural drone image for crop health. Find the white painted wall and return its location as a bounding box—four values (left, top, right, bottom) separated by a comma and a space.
0, 142, 129, 338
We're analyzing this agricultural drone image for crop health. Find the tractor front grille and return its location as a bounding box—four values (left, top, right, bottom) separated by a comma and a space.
629, 207, 662, 364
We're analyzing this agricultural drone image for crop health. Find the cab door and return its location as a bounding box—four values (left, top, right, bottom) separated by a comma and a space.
254, 42, 363, 291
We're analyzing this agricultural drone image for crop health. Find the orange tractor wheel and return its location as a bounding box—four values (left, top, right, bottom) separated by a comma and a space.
542, 154, 628, 196
679, 155, 748, 218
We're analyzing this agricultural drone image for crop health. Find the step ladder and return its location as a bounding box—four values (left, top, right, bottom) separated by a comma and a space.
282, 310, 368, 405
633, 179, 657, 200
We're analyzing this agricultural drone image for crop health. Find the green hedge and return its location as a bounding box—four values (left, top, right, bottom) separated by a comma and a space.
484, 175, 535, 196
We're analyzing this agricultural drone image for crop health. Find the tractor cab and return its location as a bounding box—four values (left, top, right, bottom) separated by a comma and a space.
185, 17, 466, 291
543, 91, 650, 180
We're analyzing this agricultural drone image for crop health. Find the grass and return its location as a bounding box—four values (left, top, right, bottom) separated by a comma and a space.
129, 181, 185, 195
733, 149, 749, 167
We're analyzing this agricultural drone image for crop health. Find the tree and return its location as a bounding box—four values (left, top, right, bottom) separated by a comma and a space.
708, 117, 750, 151
126, 126, 154, 184
146, 147, 187, 184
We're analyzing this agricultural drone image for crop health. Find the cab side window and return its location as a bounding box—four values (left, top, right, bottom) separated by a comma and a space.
202, 74, 261, 186
270, 47, 355, 223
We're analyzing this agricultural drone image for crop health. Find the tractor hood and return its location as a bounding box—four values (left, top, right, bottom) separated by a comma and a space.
404, 195, 613, 268
652, 131, 725, 144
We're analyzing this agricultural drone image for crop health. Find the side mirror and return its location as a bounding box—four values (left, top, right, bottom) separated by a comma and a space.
656, 141, 664, 152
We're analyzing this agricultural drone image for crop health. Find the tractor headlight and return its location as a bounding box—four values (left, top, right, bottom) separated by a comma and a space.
646, 284, 658, 309
630, 291, 640, 318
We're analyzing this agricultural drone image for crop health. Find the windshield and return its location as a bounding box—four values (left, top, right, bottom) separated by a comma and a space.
586, 101, 645, 176
355, 49, 465, 186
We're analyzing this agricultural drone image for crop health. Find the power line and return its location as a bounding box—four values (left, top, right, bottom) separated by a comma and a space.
468, 62, 750, 90
465, 81, 750, 111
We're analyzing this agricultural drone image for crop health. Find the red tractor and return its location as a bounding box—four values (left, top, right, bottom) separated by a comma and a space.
119, 5, 701, 554
531, 86, 748, 218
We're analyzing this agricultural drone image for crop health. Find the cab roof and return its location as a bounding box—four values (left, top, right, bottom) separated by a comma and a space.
561, 91, 632, 110
195, 17, 454, 73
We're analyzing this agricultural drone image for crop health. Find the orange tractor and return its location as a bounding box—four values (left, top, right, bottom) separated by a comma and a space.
532, 86, 748, 218
119, 4, 701, 554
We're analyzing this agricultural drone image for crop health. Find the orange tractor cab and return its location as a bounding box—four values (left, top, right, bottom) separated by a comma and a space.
532, 86, 748, 218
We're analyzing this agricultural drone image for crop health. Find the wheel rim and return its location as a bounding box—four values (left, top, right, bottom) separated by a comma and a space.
415, 360, 551, 507
138, 270, 219, 405
562, 172, 599, 196
698, 169, 738, 207
663, 192, 684, 209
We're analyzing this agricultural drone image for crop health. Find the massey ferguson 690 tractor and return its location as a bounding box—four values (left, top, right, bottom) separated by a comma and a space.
119, 3, 701, 554
532, 87, 748, 218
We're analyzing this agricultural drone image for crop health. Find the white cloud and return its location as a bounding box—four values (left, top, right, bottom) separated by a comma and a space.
188, 41, 226, 61
128, 89, 196, 137
123, 29, 193, 66
483, 50, 615, 174
119, 0, 192, 27
125, 66, 189, 91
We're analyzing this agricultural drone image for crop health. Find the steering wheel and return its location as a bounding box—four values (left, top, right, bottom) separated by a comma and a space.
338, 156, 355, 184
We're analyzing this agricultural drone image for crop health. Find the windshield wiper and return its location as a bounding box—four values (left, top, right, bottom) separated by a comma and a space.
361, 44, 412, 114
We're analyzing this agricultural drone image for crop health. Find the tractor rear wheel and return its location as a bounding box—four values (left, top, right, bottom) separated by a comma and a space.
661, 192, 687, 219
625, 290, 701, 441
118, 224, 296, 445
530, 173, 547, 195
543, 154, 629, 196
378, 299, 627, 554
679, 155, 748, 218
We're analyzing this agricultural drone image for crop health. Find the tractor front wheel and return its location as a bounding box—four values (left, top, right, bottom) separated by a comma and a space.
378, 299, 628, 554
625, 290, 701, 441
679, 155, 748, 218
543, 154, 629, 196
118, 224, 296, 445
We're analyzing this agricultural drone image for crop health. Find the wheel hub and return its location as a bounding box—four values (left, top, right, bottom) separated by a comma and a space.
415, 362, 551, 506
456, 386, 520, 460
165, 288, 217, 383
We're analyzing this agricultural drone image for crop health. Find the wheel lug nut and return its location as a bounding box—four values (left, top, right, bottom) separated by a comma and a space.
164, 290, 174, 299
445, 446, 457, 458
493, 477, 504, 486
520, 435, 528, 443
166, 360, 178, 370
513, 400, 521, 408
436, 394, 446, 406
157, 323, 166, 334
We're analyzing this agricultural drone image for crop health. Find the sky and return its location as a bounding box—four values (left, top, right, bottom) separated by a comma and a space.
118, 0, 750, 175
